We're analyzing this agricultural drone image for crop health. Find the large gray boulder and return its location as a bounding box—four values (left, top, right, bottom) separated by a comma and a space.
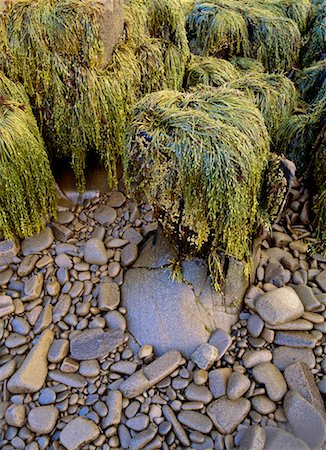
122, 230, 243, 357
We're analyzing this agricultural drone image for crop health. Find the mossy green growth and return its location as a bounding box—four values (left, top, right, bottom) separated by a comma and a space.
0, 72, 56, 239
186, 0, 304, 72
185, 59, 297, 139
1, 0, 189, 191
302, 1, 326, 65
124, 87, 270, 286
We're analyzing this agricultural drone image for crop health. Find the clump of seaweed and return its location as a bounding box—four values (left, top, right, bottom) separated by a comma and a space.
1, 0, 189, 191
186, 0, 304, 72
295, 59, 326, 103
302, 1, 326, 65
230, 56, 265, 73
185, 56, 240, 88
124, 87, 270, 286
0, 72, 56, 238
185, 59, 297, 138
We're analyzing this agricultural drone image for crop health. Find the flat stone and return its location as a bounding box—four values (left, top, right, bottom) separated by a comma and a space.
284, 390, 326, 449
129, 424, 158, 450
208, 329, 232, 359
22, 273, 44, 301
227, 372, 251, 400
274, 331, 318, 348
242, 350, 272, 368
315, 270, 326, 292
48, 370, 87, 388
252, 363, 287, 401
108, 191, 126, 208
191, 343, 218, 370
102, 390, 122, 428
21, 228, 54, 256
264, 426, 309, 450
0, 239, 19, 265
0, 268, 13, 285
94, 205, 117, 226
84, 238, 108, 265
70, 328, 124, 360
104, 310, 126, 331
79, 360, 100, 378
255, 287, 304, 326
98, 282, 120, 311
12, 317, 30, 335
251, 396, 276, 415
17, 254, 39, 277
178, 411, 213, 434
185, 383, 213, 404
48, 339, 69, 363
293, 284, 321, 311
56, 211, 74, 224
273, 347, 315, 371
119, 351, 183, 399
53, 294, 72, 323
60, 417, 100, 450
28, 405, 58, 434
209, 368, 232, 399
122, 267, 230, 358
273, 232, 292, 247
0, 295, 14, 318
8, 329, 54, 393
0, 359, 16, 381
247, 314, 264, 337
126, 414, 149, 431
51, 223, 73, 242
5, 332, 27, 348
239, 425, 265, 450
207, 396, 251, 434
284, 362, 326, 416
121, 243, 138, 267
110, 361, 138, 375
266, 318, 313, 331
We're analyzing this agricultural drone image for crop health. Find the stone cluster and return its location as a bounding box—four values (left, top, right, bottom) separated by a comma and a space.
0, 179, 325, 450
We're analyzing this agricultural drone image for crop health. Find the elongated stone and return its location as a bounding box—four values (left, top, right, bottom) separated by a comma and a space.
119, 351, 183, 399
70, 328, 124, 360
0, 295, 14, 318
8, 329, 54, 393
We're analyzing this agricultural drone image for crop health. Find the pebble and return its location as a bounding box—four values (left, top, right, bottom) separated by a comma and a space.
8, 329, 54, 393
191, 343, 218, 370
48, 339, 69, 363
22, 273, 44, 301
105, 310, 126, 331
293, 284, 321, 311
11, 317, 30, 335
94, 205, 117, 226
79, 360, 100, 377
84, 238, 108, 265
38, 387, 56, 405
254, 287, 304, 326
17, 254, 39, 277
0, 359, 16, 381
242, 350, 272, 368
70, 328, 124, 360
0, 239, 19, 265
209, 368, 232, 399
60, 417, 100, 450
121, 243, 138, 267
98, 282, 120, 311
5, 404, 26, 427
315, 270, 326, 291
272, 346, 315, 370
129, 424, 158, 450
126, 414, 150, 431
251, 396, 276, 415
247, 314, 264, 337
178, 410, 213, 434
138, 345, 153, 359
28, 405, 59, 434
48, 370, 86, 388
162, 405, 190, 447
0, 295, 15, 318
103, 390, 122, 428
252, 363, 287, 402
207, 396, 251, 434
185, 383, 213, 404
274, 331, 318, 348
0, 268, 13, 285
227, 372, 251, 400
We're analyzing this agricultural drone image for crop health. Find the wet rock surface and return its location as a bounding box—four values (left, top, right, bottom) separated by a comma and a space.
0, 180, 325, 450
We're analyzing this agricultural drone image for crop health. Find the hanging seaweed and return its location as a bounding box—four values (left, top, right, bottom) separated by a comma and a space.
124, 87, 270, 286
302, 1, 326, 65
295, 59, 326, 103
0, 72, 56, 238
185, 0, 303, 72
1, 0, 189, 191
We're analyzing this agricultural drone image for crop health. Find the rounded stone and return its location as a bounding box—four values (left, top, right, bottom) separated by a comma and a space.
38, 387, 56, 405
5, 404, 26, 427
84, 239, 108, 266
28, 406, 59, 434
